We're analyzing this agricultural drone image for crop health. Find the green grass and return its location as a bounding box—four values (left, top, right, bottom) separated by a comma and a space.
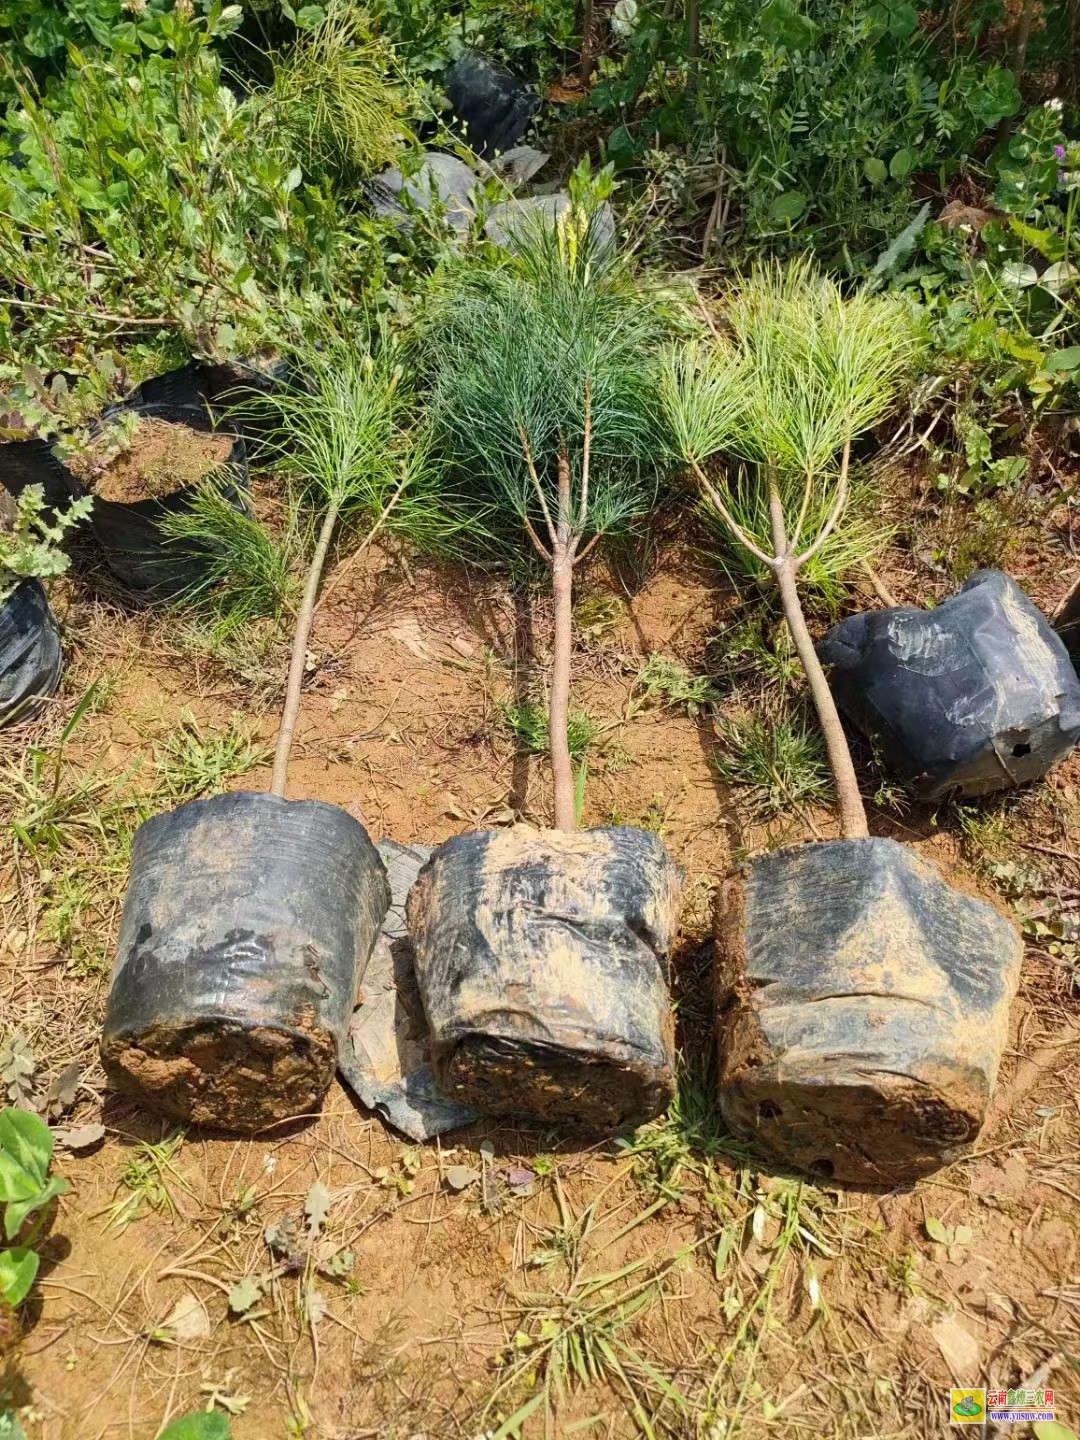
152, 710, 271, 803
713, 712, 833, 820
485, 1177, 695, 1439
99, 1130, 190, 1233
159, 474, 300, 636
713, 612, 800, 694
499, 699, 600, 758
633, 655, 718, 718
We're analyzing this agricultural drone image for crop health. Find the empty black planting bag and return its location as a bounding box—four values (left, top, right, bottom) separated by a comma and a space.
101, 792, 389, 1130
408, 825, 682, 1131
818, 569, 1080, 800
716, 837, 1021, 1185
443, 52, 540, 158
0, 579, 63, 727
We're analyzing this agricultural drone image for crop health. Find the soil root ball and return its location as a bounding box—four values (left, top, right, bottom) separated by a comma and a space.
85, 401, 249, 595
101, 791, 389, 1131
408, 824, 683, 1132
818, 568, 1080, 800
716, 837, 1021, 1185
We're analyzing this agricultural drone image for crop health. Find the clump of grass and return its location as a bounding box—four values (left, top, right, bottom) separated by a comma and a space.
713, 712, 833, 820
713, 612, 800, 695
499, 699, 599, 758
618, 1058, 742, 1203
160, 476, 300, 637
633, 654, 718, 717
263, 0, 406, 180
486, 1179, 695, 1437
152, 710, 272, 803
99, 1130, 189, 1233
2, 686, 142, 861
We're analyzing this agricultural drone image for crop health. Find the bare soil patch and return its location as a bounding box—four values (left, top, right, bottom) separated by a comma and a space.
2, 510, 1079, 1438
72, 419, 233, 504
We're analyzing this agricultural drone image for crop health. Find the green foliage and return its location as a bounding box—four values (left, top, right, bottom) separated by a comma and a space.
0, 485, 94, 603
596, 0, 1020, 258
499, 699, 599, 756
159, 477, 300, 632
428, 210, 667, 559
158, 1413, 232, 1440
254, 335, 458, 552
0, 1107, 69, 1308
261, 1, 407, 182
662, 261, 920, 579
700, 473, 893, 608
633, 654, 718, 717
713, 711, 832, 819
0, 5, 393, 364
152, 711, 271, 802
366, 0, 577, 82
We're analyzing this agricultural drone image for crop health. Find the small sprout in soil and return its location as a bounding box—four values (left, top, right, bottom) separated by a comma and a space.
99, 1128, 187, 1233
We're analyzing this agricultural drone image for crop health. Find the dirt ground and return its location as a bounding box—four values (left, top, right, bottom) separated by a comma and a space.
2, 472, 1080, 1439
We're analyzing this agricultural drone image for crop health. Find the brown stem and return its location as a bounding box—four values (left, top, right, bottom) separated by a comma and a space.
315, 466, 411, 614
270, 500, 341, 799
579, 0, 597, 85
860, 558, 899, 609
769, 491, 868, 841
686, 0, 701, 89
550, 543, 577, 830
1012, 0, 1037, 77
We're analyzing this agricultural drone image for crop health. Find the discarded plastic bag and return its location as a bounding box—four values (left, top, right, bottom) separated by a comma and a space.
101, 792, 389, 1130
716, 837, 1021, 1185
408, 825, 682, 1131
339, 840, 480, 1142
443, 52, 540, 158
819, 569, 1080, 800
0, 578, 63, 728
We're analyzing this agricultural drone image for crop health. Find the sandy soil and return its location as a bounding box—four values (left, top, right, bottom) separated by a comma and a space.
2, 490, 1080, 1439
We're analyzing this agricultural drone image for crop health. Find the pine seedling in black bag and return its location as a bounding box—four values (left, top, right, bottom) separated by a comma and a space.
406, 211, 685, 1132
662, 263, 1022, 1184
100, 339, 448, 1132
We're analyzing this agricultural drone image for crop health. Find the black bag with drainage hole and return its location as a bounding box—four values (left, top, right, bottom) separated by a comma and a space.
818, 569, 1080, 800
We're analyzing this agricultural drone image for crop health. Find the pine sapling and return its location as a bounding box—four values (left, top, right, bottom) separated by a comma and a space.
430, 212, 664, 828
662, 261, 922, 836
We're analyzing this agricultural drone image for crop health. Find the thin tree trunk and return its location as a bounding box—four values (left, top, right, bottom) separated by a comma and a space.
549, 547, 576, 829
1012, 0, 1038, 79
769, 496, 869, 841
270, 500, 340, 799
579, 0, 597, 85
686, 0, 701, 90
